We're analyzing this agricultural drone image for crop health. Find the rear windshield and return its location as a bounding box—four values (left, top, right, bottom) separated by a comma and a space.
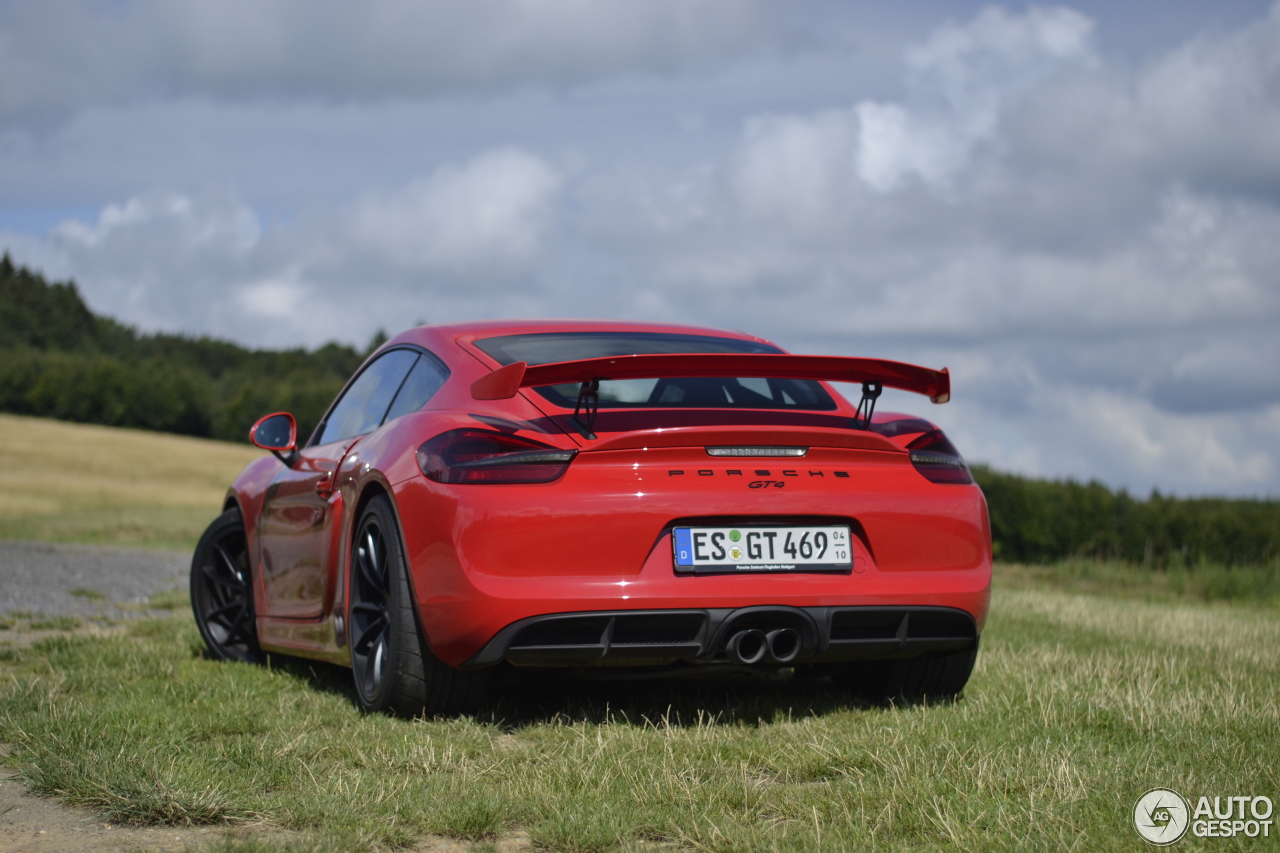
474, 332, 838, 411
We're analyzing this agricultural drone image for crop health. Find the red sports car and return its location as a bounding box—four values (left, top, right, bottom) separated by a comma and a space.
191, 321, 991, 715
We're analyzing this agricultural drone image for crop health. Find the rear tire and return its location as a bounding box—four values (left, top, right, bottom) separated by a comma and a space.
348, 495, 487, 716
191, 509, 261, 663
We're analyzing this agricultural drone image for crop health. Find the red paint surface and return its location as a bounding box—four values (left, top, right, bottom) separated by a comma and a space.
223, 320, 992, 668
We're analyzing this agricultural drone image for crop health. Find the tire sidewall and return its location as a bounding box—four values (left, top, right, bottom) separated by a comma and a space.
349, 495, 420, 713
190, 508, 260, 662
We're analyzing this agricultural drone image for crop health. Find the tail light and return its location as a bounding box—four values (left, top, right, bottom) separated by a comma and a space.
907, 429, 972, 484
417, 429, 577, 484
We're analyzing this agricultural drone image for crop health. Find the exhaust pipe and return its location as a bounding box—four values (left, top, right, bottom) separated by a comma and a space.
766, 628, 801, 664
726, 629, 767, 665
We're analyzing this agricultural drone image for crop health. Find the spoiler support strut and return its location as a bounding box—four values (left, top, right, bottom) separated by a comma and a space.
853, 381, 883, 431
570, 379, 600, 440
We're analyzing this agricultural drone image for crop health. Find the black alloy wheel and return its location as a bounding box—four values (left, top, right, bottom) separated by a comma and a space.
348, 495, 488, 716
191, 509, 261, 662
350, 508, 394, 706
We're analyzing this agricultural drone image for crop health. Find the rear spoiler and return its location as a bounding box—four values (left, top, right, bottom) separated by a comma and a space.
471, 353, 950, 404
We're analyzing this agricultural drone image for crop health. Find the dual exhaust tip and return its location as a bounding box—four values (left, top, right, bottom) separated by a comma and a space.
725, 627, 801, 665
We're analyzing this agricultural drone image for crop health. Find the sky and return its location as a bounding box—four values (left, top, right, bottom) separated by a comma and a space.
2, 0, 1279, 497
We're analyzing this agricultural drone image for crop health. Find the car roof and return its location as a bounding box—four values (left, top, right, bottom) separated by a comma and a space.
385, 319, 784, 361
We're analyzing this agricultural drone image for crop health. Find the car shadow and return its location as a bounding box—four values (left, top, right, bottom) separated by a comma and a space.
475, 665, 956, 729
247, 654, 960, 724
259, 651, 367, 706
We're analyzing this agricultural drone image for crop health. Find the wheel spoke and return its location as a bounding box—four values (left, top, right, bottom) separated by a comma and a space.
223, 616, 253, 645
202, 561, 244, 593
206, 600, 243, 624
360, 643, 379, 692
351, 601, 383, 616
366, 527, 384, 589
365, 530, 380, 580
371, 638, 385, 684
213, 542, 247, 585
358, 540, 382, 597
358, 622, 387, 696
354, 615, 388, 653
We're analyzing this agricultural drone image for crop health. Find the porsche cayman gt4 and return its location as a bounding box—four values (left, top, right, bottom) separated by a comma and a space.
191, 321, 991, 714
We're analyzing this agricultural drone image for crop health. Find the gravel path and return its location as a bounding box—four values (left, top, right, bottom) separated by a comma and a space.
0, 540, 188, 617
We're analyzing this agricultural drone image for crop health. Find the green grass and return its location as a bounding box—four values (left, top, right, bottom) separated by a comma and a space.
147, 587, 191, 611
24, 615, 82, 631
995, 558, 1280, 607
1, 587, 1276, 852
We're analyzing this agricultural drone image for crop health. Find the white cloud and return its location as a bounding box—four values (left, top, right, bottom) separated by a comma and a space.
855, 5, 1095, 190
30, 190, 263, 334
1, 146, 562, 343
235, 270, 308, 321
3, 3, 1280, 496
950, 385, 1280, 496
0, 0, 777, 121
732, 109, 860, 229
349, 148, 560, 276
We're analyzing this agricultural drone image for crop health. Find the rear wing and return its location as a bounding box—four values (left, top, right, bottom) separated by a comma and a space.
471, 353, 950, 404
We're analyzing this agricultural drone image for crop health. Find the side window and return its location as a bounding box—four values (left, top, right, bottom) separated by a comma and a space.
385, 352, 449, 422
318, 349, 420, 445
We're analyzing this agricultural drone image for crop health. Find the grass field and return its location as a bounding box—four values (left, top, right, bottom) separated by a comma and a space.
0, 412, 261, 549
2, 413, 1277, 851
1, 585, 1276, 853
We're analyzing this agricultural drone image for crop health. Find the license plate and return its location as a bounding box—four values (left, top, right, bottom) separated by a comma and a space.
672, 525, 852, 573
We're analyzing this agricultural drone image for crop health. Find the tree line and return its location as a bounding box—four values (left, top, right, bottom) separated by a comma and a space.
2, 256, 1276, 566
0, 254, 370, 443
971, 465, 1277, 568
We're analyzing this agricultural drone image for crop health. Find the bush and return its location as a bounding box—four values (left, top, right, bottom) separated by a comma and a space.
972, 464, 1280, 567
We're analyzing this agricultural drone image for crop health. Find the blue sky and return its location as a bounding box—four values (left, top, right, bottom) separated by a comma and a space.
2, 1, 1279, 496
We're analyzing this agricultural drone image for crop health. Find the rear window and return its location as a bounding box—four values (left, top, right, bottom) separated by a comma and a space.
474, 332, 838, 411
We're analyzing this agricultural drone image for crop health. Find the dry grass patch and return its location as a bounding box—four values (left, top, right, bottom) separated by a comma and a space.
0, 587, 1276, 852
0, 413, 261, 549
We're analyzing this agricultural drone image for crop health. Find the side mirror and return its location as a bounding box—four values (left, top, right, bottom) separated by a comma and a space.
250, 412, 298, 466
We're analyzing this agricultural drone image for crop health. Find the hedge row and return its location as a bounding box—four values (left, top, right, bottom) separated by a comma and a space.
971, 465, 1279, 567
0, 346, 354, 443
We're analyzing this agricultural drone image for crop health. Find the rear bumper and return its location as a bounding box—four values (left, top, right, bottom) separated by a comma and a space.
462, 604, 978, 669
393, 463, 992, 667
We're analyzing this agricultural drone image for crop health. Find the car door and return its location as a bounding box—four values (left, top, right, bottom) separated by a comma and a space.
257, 348, 421, 618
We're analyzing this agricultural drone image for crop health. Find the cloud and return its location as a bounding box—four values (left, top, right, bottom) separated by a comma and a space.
855, 5, 1096, 190
3, 3, 1280, 495
349, 148, 560, 277
38, 190, 262, 334
546, 4, 1280, 492
0, 0, 779, 121
3, 147, 561, 343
